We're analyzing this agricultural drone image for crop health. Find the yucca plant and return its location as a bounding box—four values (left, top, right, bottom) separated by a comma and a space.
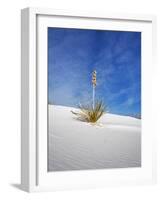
72, 100, 106, 123
72, 70, 106, 123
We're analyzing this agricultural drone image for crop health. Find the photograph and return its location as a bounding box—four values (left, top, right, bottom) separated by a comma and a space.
47, 27, 141, 172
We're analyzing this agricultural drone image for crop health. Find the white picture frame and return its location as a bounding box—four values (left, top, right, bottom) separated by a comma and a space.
21, 7, 157, 192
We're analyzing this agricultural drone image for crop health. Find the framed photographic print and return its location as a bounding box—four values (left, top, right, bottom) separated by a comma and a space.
21, 8, 157, 192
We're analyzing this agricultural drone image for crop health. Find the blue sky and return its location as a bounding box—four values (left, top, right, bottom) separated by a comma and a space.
48, 27, 141, 116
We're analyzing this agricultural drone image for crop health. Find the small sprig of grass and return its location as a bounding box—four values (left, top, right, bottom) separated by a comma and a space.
72, 100, 106, 123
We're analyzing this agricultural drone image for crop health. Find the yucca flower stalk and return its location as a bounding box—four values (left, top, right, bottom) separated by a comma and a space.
92, 70, 97, 109
72, 70, 106, 123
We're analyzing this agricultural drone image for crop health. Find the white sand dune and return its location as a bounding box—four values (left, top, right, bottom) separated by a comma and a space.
48, 105, 141, 171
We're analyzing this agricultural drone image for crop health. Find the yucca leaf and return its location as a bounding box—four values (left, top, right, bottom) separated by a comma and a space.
72, 100, 106, 123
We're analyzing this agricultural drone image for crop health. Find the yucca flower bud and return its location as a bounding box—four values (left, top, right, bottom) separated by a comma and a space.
92, 70, 97, 87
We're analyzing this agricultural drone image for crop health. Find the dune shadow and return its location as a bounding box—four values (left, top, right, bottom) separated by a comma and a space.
101, 122, 141, 129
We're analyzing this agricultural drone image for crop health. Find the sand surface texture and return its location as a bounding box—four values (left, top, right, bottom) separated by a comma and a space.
48, 105, 141, 171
